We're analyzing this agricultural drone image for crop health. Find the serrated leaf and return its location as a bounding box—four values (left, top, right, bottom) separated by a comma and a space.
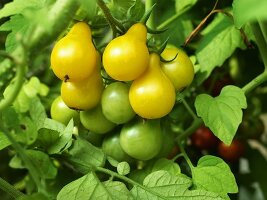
196, 14, 243, 84
10, 150, 57, 179
47, 119, 73, 154
57, 172, 133, 200
233, 0, 267, 28
131, 170, 224, 200
67, 137, 106, 173
175, 0, 197, 13
195, 85, 247, 145
29, 97, 47, 130
0, 132, 11, 150
0, 15, 30, 52
0, 0, 46, 18
192, 155, 238, 196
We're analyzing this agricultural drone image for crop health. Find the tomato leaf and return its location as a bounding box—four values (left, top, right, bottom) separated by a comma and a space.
57, 172, 133, 200
66, 137, 106, 173
77, 0, 97, 21
10, 150, 57, 179
0, 0, 46, 19
195, 85, 247, 145
233, 0, 267, 28
117, 161, 131, 176
127, 0, 145, 23
131, 170, 225, 199
196, 13, 244, 84
192, 155, 238, 196
0, 132, 11, 150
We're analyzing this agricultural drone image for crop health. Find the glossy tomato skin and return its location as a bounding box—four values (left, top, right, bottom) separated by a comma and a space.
51, 22, 97, 81
161, 46, 194, 91
190, 126, 219, 150
120, 118, 162, 161
101, 82, 135, 124
129, 53, 176, 119
61, 66, 104, 110
103, 23, 149, 81
50, 96, 79, 125
80, 104, 116, 134
217, 140, 245, 162
102, 131, 134, 163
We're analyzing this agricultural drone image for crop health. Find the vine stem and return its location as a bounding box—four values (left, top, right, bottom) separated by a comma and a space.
178, 142, 194, 169
181, 98, 197, 120
242, 70, 267, 95
95, 167, 167, 199
145, 0, 154, 29
97, 0, 125, 37
251, 22, 267, 68
0, 177, 26, 199
177, 118, 203, 142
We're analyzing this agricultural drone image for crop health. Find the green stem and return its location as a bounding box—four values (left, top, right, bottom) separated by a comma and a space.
0, 177, 26, 199
251, 22, 267, 68
0, 125, 44, 193
178, 142, 194, 169
181, 98, 197, 120
242, 70, 267, 95
0, 48, 26, 111
259, 20, 267, 48
177, 118, 203, 141
96, 167, 166, 199
157, 7, 189, 30
145, 0, 154, 28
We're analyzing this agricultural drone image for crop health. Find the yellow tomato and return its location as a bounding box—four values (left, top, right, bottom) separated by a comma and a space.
161, 46, 194, 91
51, 22, 97, 81
61, 66, 104, 110
129, 53, 176, 119
103, 23, 149, 81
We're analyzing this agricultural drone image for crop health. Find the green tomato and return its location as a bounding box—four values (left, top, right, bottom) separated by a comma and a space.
102, 130, 134, 163
50, 96, 79, 125
79, 129, 104, 147
120, 118, 162, 161
80, 104, 116, 134
101, 82, 135, 124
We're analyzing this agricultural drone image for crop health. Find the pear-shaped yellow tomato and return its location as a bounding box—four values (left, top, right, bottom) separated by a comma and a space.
103, 23, 149, 81
161, 46, 194, 91
51, 22, 97, 81
129, 53, 176, 119
61, 66, 104, 110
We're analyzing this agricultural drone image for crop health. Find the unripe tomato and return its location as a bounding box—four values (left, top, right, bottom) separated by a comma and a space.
190, 126, 219, 150
129, 53, 176, 119
80, 104, 116, 134
103, 23, 149, 81
102, 131, 134, 163
51, 22, 97, 81
101, 82, 135, 124
61, 66, 104, 110
120, 118, 162, 161
217, 140, 245, 162
50, 96, 79, 125
161, 46, 194, 91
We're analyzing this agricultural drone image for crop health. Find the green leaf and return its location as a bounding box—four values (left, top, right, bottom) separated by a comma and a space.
0, 132, 11, 150
195, 85, 247, 145
29, 97, 47, 130
192, 155, 238, 196
0, 15, 30, 52
47, 119, 73, 154
0, 0, 46, 19
131, 170, 224, 199
77, 0, 97, 21
67, 137, 106, 173
175, 0, 197, 13
18, 192, 49, 200
196, 13, 243, 84
127, 0, 145, 23
117, 161, 130, 175
10, 150, 57, 179
233, 0, 267, 28
57, 172, 133, 200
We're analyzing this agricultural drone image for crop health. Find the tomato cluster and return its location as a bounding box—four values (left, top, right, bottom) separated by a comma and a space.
49, 22, 194, 162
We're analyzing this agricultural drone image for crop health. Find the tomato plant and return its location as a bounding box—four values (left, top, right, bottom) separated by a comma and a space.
0, 0, 267, 200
